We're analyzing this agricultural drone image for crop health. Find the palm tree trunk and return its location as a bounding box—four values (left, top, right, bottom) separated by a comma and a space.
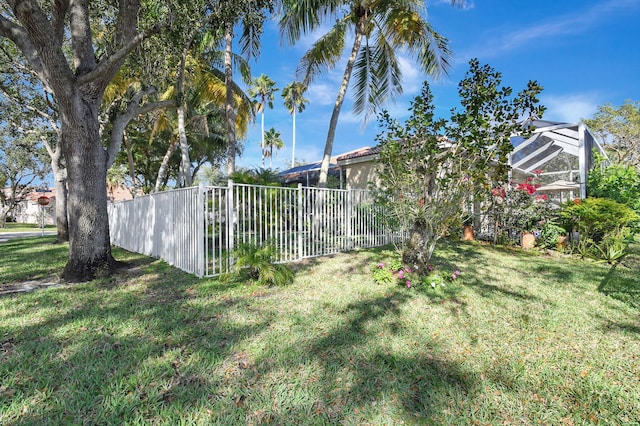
224, 23, 237, 176
177, 105, 192, 186
261, 111, 265, 168
177, 42, 192, 187
123, 131, 137, 197
317, 23, 364, 188
291, 110, 296, 168
154, 138, 179, 192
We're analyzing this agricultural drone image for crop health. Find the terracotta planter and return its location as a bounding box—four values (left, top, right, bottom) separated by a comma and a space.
556, 235, 568, 250
463, 225, 474, 241
521, 232, 535, 249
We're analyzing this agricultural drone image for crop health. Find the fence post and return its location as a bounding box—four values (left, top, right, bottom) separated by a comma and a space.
297, 183, 303, 260
227, 179, 235, 267
346, 185, 353, 251
196, 184, 205, 277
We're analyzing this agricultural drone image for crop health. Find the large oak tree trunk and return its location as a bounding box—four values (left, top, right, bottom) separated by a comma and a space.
60, 99, 116, 281
0, 0, 147, 281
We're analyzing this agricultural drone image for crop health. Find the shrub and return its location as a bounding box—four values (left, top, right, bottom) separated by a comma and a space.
595, 227, 632, 264
537, 221, 567, 250
371, 258, 462, 290
372, 262, 395, 285
559, 197, 638, 242
231, 242, 294, 286
587, 153, 640, 212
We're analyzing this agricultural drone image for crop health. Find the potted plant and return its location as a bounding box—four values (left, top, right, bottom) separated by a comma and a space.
462, 213, 475, 241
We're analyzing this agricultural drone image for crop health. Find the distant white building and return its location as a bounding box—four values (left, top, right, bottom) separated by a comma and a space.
12, 190, 56, 225
11, 185, 135, 225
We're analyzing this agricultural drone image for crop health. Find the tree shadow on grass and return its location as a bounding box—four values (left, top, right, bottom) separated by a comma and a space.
597, 238, 640, 310
0, 237, 67, 284
0, 269, 275, 425
246, 290, 477, 423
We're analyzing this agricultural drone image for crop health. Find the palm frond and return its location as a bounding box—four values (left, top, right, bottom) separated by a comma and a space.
371, 28, 402, 102
239, 16, 264, 61
414, 22, 453, 79
279, 0, 346, 45
234, 52, 253, 85
352, 21, 403, 123
351, 42, 373, 119
297, 18, 349, 87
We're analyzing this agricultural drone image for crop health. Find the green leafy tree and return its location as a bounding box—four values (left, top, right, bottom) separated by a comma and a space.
584, 100, 640, 168
0, 128, 49, 227
0, 40, 69, 241
280, 0, 463, 187
0, 1, 272, 280
375, 60, 545, 272
281, 81, 308, 168
0, 1, 179, 280
249, 74, 278, 167
587, 152, 640, 212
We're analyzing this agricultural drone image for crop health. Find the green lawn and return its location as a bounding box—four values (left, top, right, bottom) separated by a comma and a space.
0, 223, 56, 232
1, 236, 639, 425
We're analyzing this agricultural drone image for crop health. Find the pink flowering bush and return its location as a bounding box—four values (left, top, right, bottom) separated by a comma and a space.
372, 258, 462, 290
490, 170, 554, 241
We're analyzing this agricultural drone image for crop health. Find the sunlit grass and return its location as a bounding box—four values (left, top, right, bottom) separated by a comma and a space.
1, 237, 638, 424
0, 223, 56, 232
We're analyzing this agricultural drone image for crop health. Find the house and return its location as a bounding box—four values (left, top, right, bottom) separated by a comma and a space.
279, 147, 382, 188
335, 146, 382, 189
10, 189, 56, 225
335, 120, 608, 199
278, 161, 342, 187
10, 185, 135, 225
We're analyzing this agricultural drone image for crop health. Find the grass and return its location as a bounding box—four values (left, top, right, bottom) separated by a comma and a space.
0, 223, 56, 233
1, 236, 639, 425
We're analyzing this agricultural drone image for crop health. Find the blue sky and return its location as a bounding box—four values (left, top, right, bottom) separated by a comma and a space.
235, 0, 640, 171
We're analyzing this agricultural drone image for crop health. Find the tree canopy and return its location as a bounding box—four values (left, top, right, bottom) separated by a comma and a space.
375, 59, 545, 271
280, 0, 463, 186
584, 100, 640, 168
0, 0, 274, 280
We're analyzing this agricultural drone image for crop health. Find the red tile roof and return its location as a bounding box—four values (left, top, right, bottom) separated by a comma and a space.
336, 146, 381, 162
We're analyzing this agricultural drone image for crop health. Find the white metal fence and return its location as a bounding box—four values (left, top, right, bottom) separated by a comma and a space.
108, 181, 398, 277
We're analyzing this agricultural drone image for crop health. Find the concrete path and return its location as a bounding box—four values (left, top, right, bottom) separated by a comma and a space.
0, 231, 56, 243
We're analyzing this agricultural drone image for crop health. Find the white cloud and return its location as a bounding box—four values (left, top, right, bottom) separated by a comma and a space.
306, 82, 337, 106
430, 0, 475, 11
541, 93, 600, 123
460, 0, 640, 60
397, 55, 422, 94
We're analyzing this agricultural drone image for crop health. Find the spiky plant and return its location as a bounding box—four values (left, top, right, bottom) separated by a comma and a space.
232, 242, 294, 286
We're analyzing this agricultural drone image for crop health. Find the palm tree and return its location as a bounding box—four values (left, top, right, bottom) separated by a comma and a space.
215, 0, 273, 176
264, 127, 284, 169
249, 74, 279, 168
281, 81, 309, 168
144, 55, 254, 192
280, 0, 462, 187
